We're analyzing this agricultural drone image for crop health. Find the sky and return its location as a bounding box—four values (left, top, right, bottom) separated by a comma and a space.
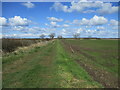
0, 0, 119, 38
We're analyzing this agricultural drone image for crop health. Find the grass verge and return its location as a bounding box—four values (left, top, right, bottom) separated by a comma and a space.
55, 40, 103, 88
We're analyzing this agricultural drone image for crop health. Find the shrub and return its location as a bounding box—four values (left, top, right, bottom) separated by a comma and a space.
2, 38, 40, 53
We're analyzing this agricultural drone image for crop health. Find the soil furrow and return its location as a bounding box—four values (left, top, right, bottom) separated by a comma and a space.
61, 40, 118, 88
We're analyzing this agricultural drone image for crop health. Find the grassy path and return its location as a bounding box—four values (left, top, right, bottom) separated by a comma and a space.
3, 40, 103, 88
3, 41, 57, 88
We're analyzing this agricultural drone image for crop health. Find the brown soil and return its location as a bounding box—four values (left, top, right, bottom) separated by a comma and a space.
76, 60, 118, 88
61, 40, 96, 61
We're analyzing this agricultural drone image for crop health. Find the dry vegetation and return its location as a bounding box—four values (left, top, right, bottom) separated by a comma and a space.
2, 38, 51, 53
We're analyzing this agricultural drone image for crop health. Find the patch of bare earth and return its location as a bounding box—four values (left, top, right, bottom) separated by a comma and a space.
76, 60, 118, 88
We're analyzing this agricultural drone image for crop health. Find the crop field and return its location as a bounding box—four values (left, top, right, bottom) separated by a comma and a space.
2, 39, 118, 88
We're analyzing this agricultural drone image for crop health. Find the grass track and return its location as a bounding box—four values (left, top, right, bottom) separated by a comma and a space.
3, 41, 57, 88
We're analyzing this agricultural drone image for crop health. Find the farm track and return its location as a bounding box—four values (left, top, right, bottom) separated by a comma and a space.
3, 39, 118, 88
61, 40, 118, 88
3, 41, 57, 88
3, 40, 103, 88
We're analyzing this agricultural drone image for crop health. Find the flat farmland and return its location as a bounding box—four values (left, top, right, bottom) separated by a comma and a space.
3, 39, 119, 88
61, 39, 118, 88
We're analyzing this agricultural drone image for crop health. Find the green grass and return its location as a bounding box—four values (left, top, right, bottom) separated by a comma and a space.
3, 41, 57, 88
55, 40, 103, 88
3, 39, 118, 88
3, 39, 103, 88
65, 39, 118, 77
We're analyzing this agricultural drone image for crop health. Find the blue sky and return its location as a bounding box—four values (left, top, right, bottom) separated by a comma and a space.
1, 1, 119, 38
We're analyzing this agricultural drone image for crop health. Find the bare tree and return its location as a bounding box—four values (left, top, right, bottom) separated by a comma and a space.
49, 33, 55, 39
88, 35, 92, 38
40, 34, 45, 39
57, 35, 63, 39
73, 33, 80, 39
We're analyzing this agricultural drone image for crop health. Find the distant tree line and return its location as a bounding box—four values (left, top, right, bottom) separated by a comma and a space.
73, 33, 80, 39
39, 33, 81, 39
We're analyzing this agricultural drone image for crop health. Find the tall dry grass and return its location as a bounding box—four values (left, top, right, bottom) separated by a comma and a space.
2, 38, 41, 53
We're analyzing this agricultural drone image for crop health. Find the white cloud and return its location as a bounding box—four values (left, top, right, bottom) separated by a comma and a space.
83, 10, 95, 13
58, 28, 73, 37
50, 2, 70, 12
22, 2, 35, 8
49, 22, 69, 28
85, 26, 92, 28
51, 1, 118, 14
76, 28, 83, 33
85, 29, 97, 35
12, 26, 26, 31
0, 17, 7, 26
45, 23, 49, 26
47, 17, 63, 22
73, 19, 80, 25
89, 15, 108, 25
110, 19, 119, 26
60, 29, 67, 35
50, 21, 56, 26
80, 18, 89, 25
73, 15, 108, 26
9, 16, 31, 26
96, 26, 105, 30
11, 26, 45, 35
63, 24, 69, 27
65, 20, 71, 24
29, 27, 41, 31
97, 3, 118, 15
3, 33, 46, 38
112, 26, 118, 30
50, 21, 60, 28
21, 33, 39, 37
3, 34, 17, 38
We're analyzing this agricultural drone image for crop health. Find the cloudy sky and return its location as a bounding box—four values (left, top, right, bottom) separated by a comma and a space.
1, 0, 119, 38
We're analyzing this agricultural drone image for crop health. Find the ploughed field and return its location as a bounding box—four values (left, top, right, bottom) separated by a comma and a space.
3, 39, 118, 88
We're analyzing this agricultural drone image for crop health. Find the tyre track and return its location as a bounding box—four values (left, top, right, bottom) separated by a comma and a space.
61, 40, 118, 88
